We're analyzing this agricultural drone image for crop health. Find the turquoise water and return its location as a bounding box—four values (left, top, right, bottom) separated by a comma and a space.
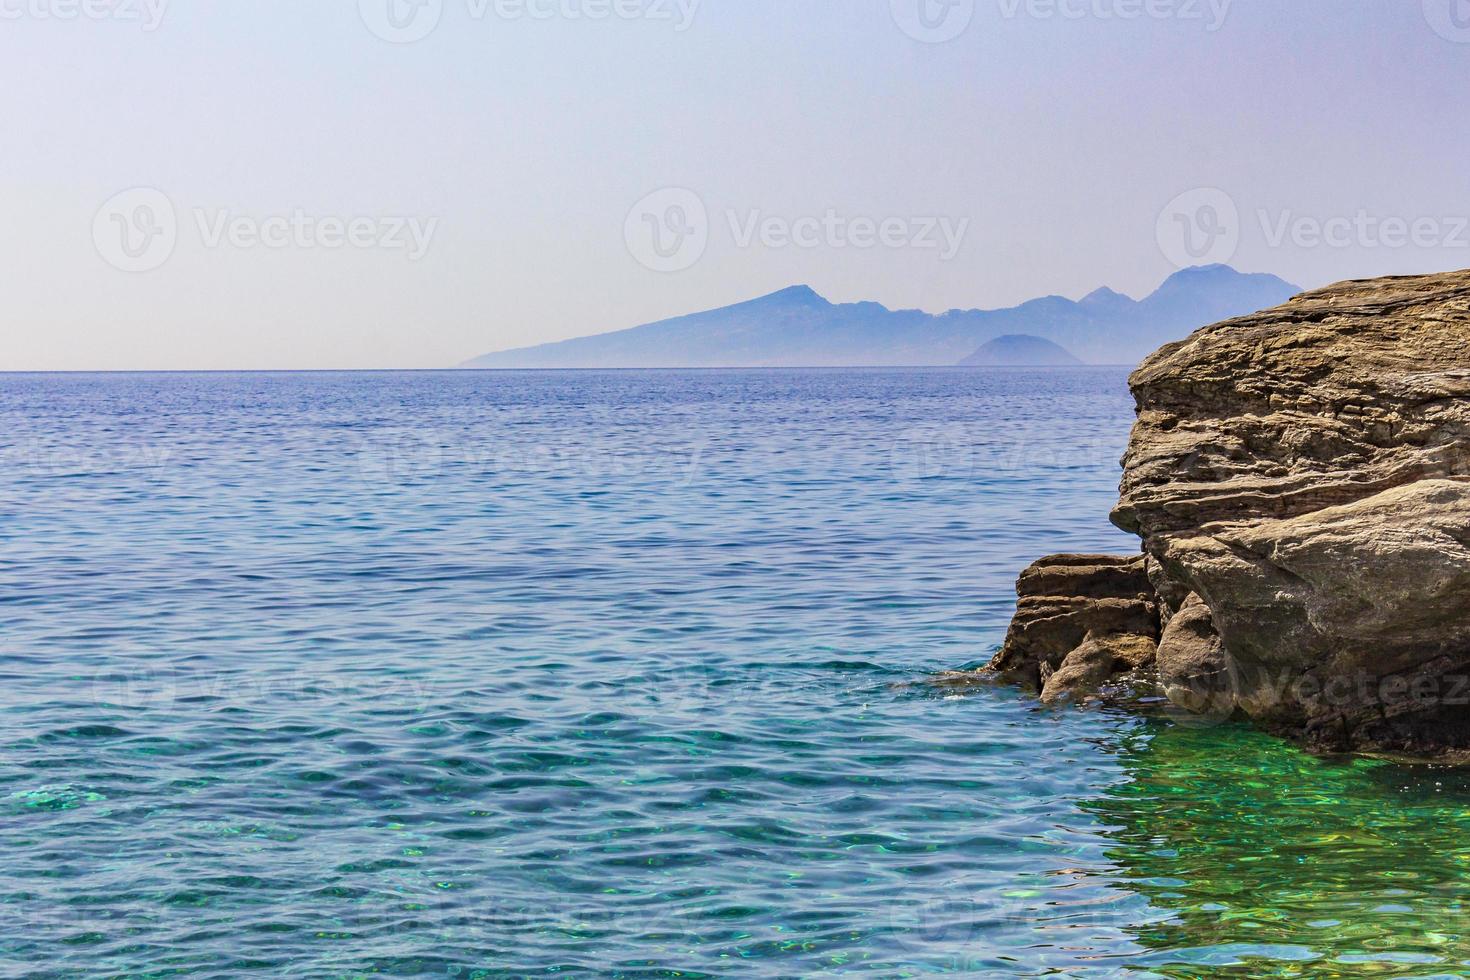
3, 369, 1467, 978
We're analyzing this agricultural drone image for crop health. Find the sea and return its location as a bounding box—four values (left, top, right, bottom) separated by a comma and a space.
3, 368, 1468, 978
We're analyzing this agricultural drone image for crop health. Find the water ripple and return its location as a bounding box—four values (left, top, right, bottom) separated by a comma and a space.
3, 370, 1463, 977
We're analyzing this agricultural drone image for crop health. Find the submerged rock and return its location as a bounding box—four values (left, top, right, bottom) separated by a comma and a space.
988, 270, 1470, 758
1040, 632, 1159, 704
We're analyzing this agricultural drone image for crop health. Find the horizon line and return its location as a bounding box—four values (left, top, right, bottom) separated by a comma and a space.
0, 364, 1141, 375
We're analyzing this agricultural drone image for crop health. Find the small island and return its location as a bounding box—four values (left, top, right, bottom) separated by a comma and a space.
959, 334, 1082, 367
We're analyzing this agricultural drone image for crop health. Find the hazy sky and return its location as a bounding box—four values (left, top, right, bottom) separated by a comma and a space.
4, 0, 1470, 370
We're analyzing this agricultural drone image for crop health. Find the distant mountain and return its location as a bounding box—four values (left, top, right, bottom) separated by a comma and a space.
462, 265, 1302, 368
961, 335, 1081, 367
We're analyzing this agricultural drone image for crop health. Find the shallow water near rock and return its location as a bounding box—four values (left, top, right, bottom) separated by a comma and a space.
2, 368, 1467, 977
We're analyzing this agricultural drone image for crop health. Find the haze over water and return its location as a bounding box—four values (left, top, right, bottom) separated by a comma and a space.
2, 369, 1467, 977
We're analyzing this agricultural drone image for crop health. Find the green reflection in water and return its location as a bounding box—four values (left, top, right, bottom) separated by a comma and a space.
1087, 720, 1470, 978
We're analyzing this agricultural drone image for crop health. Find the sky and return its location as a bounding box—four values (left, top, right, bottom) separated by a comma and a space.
4, 0, 1470, 370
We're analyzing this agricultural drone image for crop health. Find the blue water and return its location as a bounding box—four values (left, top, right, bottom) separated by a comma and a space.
5, 369, 1467, 978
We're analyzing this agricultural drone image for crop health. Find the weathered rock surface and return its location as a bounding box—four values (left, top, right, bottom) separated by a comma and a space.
989, 270, 1470, 758
1040, 632, 1159, 704
985, 554, 1159, 700
1155, 593, 1233, 717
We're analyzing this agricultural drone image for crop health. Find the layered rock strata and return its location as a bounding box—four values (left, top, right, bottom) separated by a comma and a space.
987, 271, 1470, 758
985, 554, 1159, 703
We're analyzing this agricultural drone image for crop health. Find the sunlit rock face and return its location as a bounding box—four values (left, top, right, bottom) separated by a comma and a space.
994, 270, 1470, 758
985, 554, 1159, 702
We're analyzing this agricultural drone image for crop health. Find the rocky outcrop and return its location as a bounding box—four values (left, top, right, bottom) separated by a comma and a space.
989, 270, 1470, 758
985, 554, 1159, 701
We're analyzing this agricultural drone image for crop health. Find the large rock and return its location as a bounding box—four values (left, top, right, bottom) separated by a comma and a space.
992, 270, 1470, 758
1160, 479, 1470, 751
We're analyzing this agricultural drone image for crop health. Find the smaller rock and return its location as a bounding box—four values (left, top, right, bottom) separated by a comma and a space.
1156, 593, 1237, 718
1041, 632, 1160, 703
987, 553, 1160, 691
